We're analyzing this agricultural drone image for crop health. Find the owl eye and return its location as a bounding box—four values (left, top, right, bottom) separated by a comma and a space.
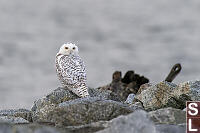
72, 47, 76, 50
65, 47, 68, 50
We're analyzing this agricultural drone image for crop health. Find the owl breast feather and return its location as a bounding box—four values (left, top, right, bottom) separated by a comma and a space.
58, 54, 87, 86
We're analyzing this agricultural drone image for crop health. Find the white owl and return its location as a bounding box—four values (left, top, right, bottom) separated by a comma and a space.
55, 43, 90, 97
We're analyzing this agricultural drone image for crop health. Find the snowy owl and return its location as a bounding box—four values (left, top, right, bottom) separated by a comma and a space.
55, 43, 90, 97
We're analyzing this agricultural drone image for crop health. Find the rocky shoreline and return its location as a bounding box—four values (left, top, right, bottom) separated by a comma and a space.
0, 68, 194, 133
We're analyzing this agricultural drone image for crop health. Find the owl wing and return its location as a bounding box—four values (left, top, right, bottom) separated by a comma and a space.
76, 55, 87, 83
58, 55, 87, 87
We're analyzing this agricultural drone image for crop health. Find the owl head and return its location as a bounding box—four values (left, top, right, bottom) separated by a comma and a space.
58, 43, 79, 56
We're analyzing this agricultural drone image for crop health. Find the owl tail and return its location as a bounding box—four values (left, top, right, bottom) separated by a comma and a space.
72, 86, 90, 98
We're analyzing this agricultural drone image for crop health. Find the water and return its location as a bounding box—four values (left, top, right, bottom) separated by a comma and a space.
0, 0, 200, 109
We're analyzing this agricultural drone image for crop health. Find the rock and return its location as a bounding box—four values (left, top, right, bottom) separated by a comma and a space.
31, 87, 121, 114
98, 81, 129, 102
31, 87, 79, 112
0, 123, 67, 133
135, 81, 191, 111
124, 93, 135, 104
66, 121, 108, 133
129, 102, 144, 110
175, 80, 200, 101
0, 116, 29, 124
136, 83, 153, 95
156, 124, 186, 133
135, 80, 200, 111
124, 94, 144, 110
148, 107, 186, 124
96, 109, 185, 133
0, 109, 32, 122
96, 110, 156, 133
88, 87, 121, 102
0, 121, 108, 133
32, 97, 134, 127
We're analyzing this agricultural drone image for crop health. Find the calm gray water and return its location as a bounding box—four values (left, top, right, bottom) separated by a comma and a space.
0, 0, 200, 109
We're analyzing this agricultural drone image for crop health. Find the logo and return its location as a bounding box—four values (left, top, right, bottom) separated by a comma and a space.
187, 101, 200, 133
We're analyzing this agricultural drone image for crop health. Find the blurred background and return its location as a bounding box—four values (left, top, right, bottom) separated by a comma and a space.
0, 0, 200, 109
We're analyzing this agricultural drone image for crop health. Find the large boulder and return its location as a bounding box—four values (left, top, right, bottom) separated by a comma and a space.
135, 81, 191, 111
96, 110, 156, 133
0, 123, 67, 133
148, 107, 186, 124
31, 87, 79, 112
32, 97, 134, 126
31, 87, 120, 113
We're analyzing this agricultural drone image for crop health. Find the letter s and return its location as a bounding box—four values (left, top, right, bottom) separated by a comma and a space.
188, 103, 198, 116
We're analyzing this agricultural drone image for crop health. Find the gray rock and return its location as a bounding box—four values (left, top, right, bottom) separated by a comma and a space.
0, 123, 12, 133
66, 121, 108, 133
97, 110, 156, 133
0, 121, 108, 133
97, 81, 131, 102
0, 116, 29, 124
156, 124, 186, 133
88, 88, 121, 102
31, 87, 79, 112
0, 123, 67, 133
124, 93, 135, 104
0, 109, 32, 122
129, 102, 144, 110
31, 87, 120, 113
148, 107, 186, 124
32, 97, 134, 127
59, 96, 103, 106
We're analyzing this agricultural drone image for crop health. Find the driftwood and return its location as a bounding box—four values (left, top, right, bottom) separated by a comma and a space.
112, 71, 122, 82
99, 70, 149, 101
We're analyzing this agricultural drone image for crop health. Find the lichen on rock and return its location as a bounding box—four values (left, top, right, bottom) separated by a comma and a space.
135, 81, 191, 111
175, 80, 200, 101
135, 80, 200, 111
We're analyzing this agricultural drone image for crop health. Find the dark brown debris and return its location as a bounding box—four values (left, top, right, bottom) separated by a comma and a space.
121, 71, 149, 88
121, 71, 134, 84
98, 70, 149, 101
112, 71, 122, 83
